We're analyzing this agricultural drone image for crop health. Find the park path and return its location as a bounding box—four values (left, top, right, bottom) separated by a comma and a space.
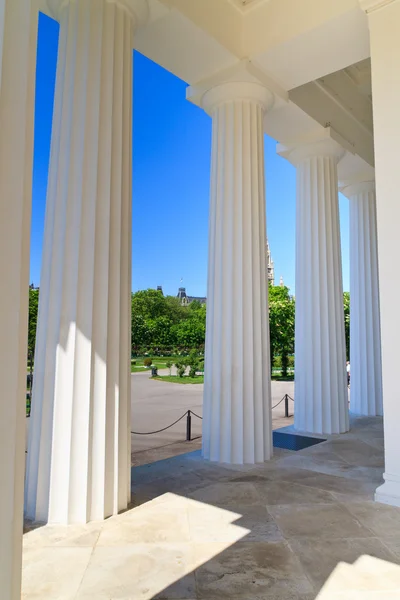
131, 371, 294, 463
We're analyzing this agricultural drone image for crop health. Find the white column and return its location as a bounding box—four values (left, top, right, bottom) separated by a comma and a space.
342, 180, 383, 416
201, 81, 273, 464
25, 0, 147, 525
0, 0, 37, 597
279, 133, 349, 434
360, 0, 400, 506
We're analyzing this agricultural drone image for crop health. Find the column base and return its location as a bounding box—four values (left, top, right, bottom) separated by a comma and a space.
201, 451, 273, 467
375, 477, 400, 508
294, 418, 349, 436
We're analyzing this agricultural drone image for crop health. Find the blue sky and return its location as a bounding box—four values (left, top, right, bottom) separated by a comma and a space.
31, 13, 350, 296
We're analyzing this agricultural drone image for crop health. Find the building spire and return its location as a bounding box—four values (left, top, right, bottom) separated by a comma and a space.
266, 239, 275, 285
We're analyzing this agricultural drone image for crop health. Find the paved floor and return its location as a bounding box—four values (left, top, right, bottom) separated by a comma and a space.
131, 372, 294, 456
23, 415, 400, 599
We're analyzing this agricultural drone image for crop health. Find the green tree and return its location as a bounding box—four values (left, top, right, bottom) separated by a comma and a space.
147, 316, 176, 350
131, 312, 151, 355
28, 288, 39, 362
172, 303, 206, 350
343, 291, 350, 361
268, 285, 295, 375
131, 289, 170, 321
131, 289, 197, 353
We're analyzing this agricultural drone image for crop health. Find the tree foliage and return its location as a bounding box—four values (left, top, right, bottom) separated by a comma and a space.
27, 286, 351, 377
131, 289, 206, 354
28, 288, 39, 361
343, 291, 350, 361
268, 285, 295, 375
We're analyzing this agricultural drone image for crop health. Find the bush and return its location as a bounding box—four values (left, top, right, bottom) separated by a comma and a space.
131, 360, 136, 366
187, 349, 200, 378
143, 358, 152, 367
175, 361, 186, 378
166, 360, 172, 375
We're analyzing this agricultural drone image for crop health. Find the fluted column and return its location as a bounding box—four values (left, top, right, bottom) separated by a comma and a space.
360, 0, 400, 506
0, 1, 37, 597
25, 0, 148, 524
343, 180, 383, 416
201, 81, 273, 464
279, 133, 349, 434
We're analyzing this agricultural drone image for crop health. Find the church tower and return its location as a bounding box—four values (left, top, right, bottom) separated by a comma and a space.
266, 240, 275, 285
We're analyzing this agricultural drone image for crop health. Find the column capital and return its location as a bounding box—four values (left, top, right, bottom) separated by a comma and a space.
359, 0, 399, 13
277, 128, 345, 167
340, 179, 375, 199
47, 0, 149, 27
187, 59, 286, 116
201, 81, 274, 115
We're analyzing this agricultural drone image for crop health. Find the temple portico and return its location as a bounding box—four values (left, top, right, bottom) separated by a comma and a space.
1, 0, 399, 596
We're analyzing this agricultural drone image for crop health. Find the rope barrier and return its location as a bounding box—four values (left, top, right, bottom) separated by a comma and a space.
271, 396, 285, 410
190, 410, 203, 420
131, 394, 293, 437
131, 411, 188, 435
271, 393, 294, 410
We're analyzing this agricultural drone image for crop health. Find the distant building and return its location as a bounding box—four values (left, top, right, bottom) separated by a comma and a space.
177, 287, 206, 306
266, 240, 274, 285
161, 237, 278, 306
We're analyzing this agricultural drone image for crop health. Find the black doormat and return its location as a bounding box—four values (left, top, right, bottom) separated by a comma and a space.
273, 430, 326, 451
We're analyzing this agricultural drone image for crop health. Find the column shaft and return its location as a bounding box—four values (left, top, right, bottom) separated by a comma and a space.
25, 0, 134, 524
203, 84, 272, 464
364, 0, 400, 506
0, 0, 37, 597
348, 183, 382, 416
295, 151, 349, 434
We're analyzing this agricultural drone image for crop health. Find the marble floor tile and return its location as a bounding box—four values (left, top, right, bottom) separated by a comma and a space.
22, 546, 93, 599
331, 490, 376, 504
268, 503, 374, 539
296, 444, 350, 465
255, 480, 337, 506
381, 538, 400, 559
275, 470, 380, 496
345, 502, 400, 537
187, 501, 283, 543
76, 544, 197, 600
322, 439, 384, 468
289, 537, 399, 590
275, 454, 360, 478
23, 522, 102, 551
97, 497, 191, 545
188, 482, 262, 507
194, 541, 314, 598
316, 554, 400, 597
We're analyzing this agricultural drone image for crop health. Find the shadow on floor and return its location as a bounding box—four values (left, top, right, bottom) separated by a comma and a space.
23, 416, 400, 599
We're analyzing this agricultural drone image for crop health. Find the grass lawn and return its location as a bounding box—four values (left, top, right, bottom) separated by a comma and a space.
152, 375, 204, 384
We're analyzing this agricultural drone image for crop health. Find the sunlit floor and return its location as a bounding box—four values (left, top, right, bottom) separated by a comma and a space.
23, 416, 400, 599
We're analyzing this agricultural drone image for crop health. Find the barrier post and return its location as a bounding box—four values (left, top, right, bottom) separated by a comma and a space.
285, 394, 289, 418
186, 410, 192, 441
